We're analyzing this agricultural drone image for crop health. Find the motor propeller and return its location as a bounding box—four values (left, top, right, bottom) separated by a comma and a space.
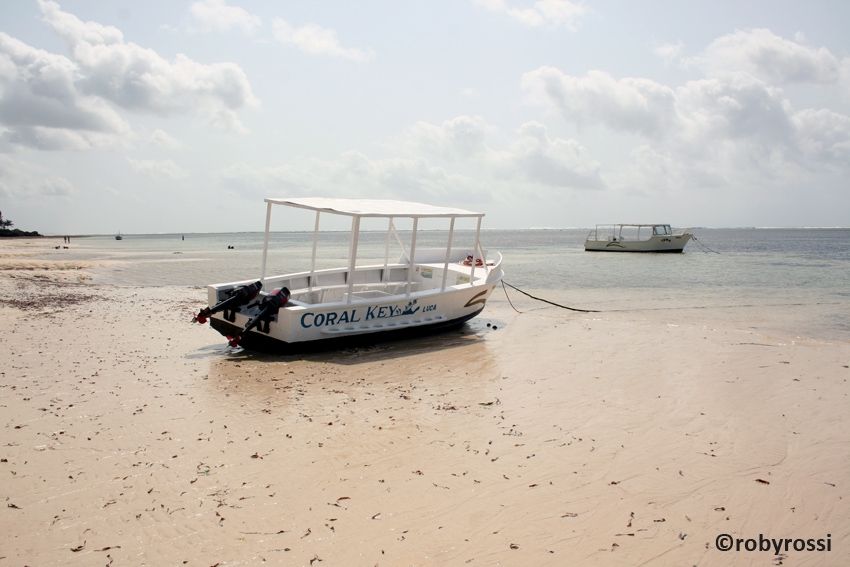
193, 281, 262, 324
227, 287, 291, 347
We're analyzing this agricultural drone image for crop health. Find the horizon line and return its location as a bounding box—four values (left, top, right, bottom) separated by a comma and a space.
36, 225, 850, 237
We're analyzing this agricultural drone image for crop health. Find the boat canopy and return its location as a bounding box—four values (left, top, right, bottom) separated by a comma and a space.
588, 224, 675, 240
594, 224, 670, 229
265, 197, 483, 219
259, 197, 488, 298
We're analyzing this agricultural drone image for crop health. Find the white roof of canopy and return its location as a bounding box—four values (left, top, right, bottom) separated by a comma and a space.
264, 197, 483, 218
595, 224, 671, 228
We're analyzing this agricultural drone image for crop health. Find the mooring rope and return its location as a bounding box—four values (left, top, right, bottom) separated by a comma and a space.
691, 234, 721, 254
501, 280, 599, 313
501, 279, 837, 316
501, 280, 523, 313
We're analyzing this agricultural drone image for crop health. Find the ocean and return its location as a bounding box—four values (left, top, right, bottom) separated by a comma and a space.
57, 228, 850, 340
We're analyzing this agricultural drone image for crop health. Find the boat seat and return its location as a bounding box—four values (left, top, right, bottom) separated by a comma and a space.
346, 290, 393, 301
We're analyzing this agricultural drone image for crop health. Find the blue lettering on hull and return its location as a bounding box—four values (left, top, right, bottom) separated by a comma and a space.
300, 299, 435, 329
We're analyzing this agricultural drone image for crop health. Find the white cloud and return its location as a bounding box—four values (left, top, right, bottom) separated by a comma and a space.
127, 158, 188, 179
523, 66, 798, 146
3, 125, 123, 151
473, 0, 586, 29
149, 128, 182, 150
407, 115, 491, 159
347, 155, 475, 202
37, 0, 258, 132
659, 29, 842, 85
218, 162, 312, 197
189, 0, 261, 34
460, 87, 479, 99
523, 62, 850, 194
219, 154, 475, 202
654, 42, 684, 66
0, 1, 259, 149
522, 67, 677, 137
615, 144, 727, 197
404, 116, 603, 190
219, 115, 604, 207
0, 31, 129, 150
506, 122, 603, 189
0, 155, 75, 198
272, 18, 373, 62
39, 175, 76, 196
701, 29, 841, 84
675, 77, 794, 146
792, 108, 850, 165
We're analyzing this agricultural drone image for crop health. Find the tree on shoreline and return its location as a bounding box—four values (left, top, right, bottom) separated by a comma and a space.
0, 210, 40, 237
1, 209, 14, 229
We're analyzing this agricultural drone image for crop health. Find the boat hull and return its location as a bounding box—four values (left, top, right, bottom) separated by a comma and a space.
585, 233, 692, 252
207, 268, 501, 352
211, 306, 484, 352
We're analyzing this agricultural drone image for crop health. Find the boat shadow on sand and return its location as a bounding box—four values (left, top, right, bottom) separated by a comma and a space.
186, 316, 505, 366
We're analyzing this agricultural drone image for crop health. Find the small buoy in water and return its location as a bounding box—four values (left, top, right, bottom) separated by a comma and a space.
492, 325, 498, 330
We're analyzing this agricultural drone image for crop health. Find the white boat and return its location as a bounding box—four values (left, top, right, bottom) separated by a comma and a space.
195, 198, 504, 351
585, 224, 692, 253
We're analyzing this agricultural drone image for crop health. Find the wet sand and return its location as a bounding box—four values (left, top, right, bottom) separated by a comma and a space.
1, 238, 848, 566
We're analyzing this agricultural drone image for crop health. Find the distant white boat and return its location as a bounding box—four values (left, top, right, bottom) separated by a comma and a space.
194, 197, 504, 351
585, 224, 692, 253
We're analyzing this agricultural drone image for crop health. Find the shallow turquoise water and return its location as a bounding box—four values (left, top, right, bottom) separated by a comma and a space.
55, 228, 850, 339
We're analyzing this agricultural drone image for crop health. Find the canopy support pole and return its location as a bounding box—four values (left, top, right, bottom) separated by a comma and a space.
406, 218, 418, 297
441, 217, 455, 292
309, 211, 320, 291
383, 217, 393, 283
392, 221, 406, 256
469, 216, 481, 283
260, 201, 272, 285
346, 216, 361, 304
477, 239, 488, 271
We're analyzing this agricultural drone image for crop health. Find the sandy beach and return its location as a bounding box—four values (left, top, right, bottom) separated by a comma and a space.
1, 237, 848, 566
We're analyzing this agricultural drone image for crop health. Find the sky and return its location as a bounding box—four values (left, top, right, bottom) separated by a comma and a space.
1, 0, 849, 233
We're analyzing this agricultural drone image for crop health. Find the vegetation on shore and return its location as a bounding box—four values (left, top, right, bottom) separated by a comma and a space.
0, 211, 41, 237
0, 228, 42, 237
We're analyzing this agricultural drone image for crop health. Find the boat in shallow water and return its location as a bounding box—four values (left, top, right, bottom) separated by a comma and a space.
585, 224, 692, 253
194, 198, 504, 351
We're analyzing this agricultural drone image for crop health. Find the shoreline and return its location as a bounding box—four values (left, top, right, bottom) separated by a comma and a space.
1, 237, 848, 565
11, 226, 850, 238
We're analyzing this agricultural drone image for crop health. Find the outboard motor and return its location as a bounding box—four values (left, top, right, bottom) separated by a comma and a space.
193, 281, 262, 324
227, 287, 290, 347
